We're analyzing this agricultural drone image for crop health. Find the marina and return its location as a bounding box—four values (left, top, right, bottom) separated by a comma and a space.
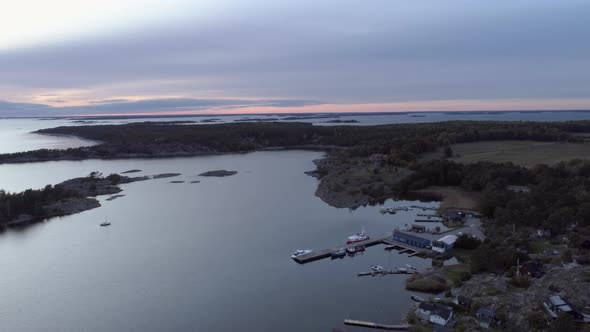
291, 232, 393, 264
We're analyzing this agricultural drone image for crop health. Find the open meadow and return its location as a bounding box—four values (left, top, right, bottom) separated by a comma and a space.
423, 140, 590, 167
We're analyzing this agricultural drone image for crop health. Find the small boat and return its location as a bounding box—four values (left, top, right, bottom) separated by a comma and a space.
100, 219, 111, 227
291, 249, 312, 259
397, 267, 408, 273
347, 245, 366, 255
371, 265, 384, 272
331, 248, 346, 259
346, 226, 370, 244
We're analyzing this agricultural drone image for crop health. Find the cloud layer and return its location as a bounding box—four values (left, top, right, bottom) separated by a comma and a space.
1, 0, 589, 116
0, 98, 322, 117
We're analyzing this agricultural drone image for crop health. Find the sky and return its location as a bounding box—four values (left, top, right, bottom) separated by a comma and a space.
1, 0, 590, 117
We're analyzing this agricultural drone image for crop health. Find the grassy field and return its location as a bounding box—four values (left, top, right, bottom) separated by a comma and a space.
422, 140, 590, 167
414, 186, 480, 212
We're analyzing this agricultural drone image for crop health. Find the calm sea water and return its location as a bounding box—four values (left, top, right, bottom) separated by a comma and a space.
0, 151, 435, 332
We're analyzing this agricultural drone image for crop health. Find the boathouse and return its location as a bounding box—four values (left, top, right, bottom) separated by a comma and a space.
432, 235, 458, 253
392, 230, 431, 248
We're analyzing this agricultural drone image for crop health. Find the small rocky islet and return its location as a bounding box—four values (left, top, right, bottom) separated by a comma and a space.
198, 170, 237, 177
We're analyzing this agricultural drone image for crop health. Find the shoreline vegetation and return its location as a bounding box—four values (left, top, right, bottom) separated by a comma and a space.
2, 120, 590, 208
0, 171, 184, 228
2, 121, 590, 330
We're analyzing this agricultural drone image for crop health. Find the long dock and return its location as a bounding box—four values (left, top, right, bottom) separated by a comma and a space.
357, 270, 410, 277
344, 319, 410, 330
291, 233, 392, 264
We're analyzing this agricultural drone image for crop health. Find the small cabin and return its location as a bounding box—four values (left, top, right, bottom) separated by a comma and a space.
545, 294, 584, 320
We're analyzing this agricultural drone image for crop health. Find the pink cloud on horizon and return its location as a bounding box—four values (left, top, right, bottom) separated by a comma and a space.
66, 98, 590, 117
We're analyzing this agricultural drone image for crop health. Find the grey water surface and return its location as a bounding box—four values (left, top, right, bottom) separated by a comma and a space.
0, 150, 436, 332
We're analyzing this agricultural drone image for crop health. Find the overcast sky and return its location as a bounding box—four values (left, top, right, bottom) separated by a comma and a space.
1, 0, 589, 116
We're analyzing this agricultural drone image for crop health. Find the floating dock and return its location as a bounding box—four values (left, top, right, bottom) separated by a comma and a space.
382, 240, 428, 258
291, 233, 392, 264
344, 319, 410, 330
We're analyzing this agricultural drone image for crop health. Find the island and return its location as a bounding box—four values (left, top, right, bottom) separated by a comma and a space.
198, 170, 237, 177
0, 172, 148, 227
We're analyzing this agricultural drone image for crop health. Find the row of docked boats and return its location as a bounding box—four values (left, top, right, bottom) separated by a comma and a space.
291, 245, 367, 260
292, 227, 370, 260
379, 205, 437, 215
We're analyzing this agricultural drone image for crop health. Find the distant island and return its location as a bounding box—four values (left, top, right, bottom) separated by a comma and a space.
322, 119, 359, 123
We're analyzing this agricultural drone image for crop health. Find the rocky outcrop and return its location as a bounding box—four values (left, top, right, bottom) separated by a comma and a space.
199, 170, 238, 177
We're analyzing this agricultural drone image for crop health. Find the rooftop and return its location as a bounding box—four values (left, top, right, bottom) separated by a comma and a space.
436, 234, 458, 245
393, 230, 431, 243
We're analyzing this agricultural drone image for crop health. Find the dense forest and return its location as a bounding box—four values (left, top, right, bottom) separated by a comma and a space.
399, 158, 590, 233
398, 158, 590, 273
0, 185, 81, 224
1, 120, 589, 164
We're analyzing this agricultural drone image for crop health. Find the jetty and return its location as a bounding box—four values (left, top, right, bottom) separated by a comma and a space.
344, 319, 410, 330
357, 269, 411, 277
291, 233, 392, 264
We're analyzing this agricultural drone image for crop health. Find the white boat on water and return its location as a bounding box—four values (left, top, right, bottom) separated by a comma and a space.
371, 265, 384, 272
100, 219, 111, 227
347, 226, 369, 244
291, 249, 312, 259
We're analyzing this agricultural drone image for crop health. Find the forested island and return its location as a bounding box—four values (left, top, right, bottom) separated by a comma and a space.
0, 172, 144, 227
1, 120, 590, 330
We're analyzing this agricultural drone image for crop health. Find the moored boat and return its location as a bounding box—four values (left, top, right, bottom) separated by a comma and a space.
291, 249, 312, 259
346, 227, 369, 244
371, 265, 384, 272
346, 245, 366, 255
331, 248, 346, 259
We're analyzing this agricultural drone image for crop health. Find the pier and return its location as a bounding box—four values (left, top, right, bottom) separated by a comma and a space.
357, 269, 411, 277
291, 233, 392, 264
382, 240, 428, 258
344, 319, 410, 330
